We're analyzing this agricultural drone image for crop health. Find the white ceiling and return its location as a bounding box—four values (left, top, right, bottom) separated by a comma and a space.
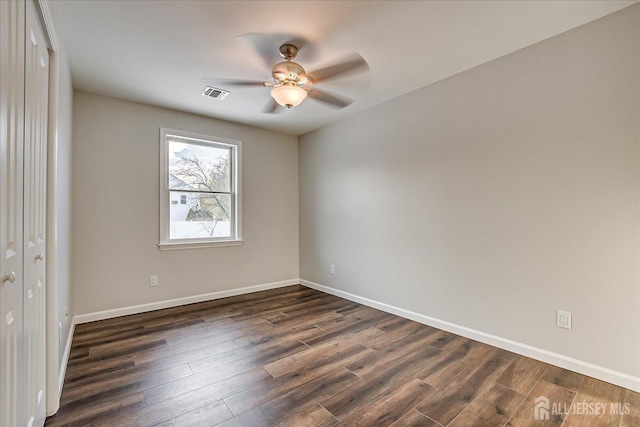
49, 0, 636, 136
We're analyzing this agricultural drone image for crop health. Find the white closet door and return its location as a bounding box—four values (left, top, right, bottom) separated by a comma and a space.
23, 1, 49, 426
0, 0, 26, 426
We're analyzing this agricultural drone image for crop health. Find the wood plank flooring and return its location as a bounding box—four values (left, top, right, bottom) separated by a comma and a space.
45, 285, 638, 427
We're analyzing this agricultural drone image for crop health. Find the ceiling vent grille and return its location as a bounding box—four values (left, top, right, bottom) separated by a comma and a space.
201, 86, 229, 100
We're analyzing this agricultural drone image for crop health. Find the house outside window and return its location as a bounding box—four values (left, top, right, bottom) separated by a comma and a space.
159, 128, 242, 249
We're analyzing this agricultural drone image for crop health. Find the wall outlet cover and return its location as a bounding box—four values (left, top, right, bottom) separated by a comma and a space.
556, 310, 572, 329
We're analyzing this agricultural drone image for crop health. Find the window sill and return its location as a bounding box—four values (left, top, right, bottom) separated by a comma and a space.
158, 239, 243, 251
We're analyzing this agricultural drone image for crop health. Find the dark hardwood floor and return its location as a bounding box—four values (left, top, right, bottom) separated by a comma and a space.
45, 285, 638, 427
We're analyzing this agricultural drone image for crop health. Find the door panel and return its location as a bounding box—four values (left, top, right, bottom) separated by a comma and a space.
0, 0, 25, 426
23, 1, 49, 426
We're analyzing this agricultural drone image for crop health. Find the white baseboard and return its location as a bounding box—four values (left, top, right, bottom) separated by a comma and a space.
58, 322, 74, 394
300, 279, 640, 393
67, 277, 640, 392
73, 279, 299, 324
47, 321, 75, 417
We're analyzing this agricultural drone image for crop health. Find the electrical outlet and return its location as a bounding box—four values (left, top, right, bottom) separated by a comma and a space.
330, 265, 335, 274
556, 310, 572, 329
150, 275, 158, 287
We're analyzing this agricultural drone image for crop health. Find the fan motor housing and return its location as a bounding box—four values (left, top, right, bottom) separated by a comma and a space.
272, 61, 309, 85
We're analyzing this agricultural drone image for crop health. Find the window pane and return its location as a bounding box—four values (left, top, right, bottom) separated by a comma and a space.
169, 191, 232, 240
168, 139, 231, 192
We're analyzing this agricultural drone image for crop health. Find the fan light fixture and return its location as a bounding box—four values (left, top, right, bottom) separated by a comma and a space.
205, 41, 369, 112
270, 82, 308, 108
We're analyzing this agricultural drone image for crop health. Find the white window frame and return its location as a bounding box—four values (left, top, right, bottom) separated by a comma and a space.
159, 128, 242, 250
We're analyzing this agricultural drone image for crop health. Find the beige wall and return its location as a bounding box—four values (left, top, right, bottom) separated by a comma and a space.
72, 92, 299, 314
299, 5, 640, 378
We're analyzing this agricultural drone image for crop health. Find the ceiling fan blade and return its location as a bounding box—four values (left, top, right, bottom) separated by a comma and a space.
262, 98, 282, 114
235, 33, 281, 69
308, 89, 353, 109
308, 53, 369, 83
203, 78, 265, 88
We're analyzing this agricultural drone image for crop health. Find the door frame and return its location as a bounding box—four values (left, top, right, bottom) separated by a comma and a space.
32, 0, 65, 416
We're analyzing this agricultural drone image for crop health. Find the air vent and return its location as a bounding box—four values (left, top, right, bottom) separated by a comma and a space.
201, 86, 229, 100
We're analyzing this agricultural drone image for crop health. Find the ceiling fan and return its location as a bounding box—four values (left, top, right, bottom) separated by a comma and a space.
205, 40, 369, 113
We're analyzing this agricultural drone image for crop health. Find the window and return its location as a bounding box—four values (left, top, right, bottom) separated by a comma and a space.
159, 128, 242, 249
